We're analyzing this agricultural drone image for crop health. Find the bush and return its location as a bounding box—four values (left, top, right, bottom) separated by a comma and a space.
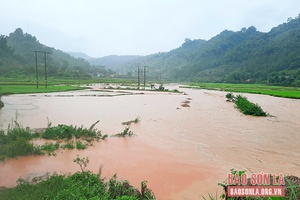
235, 95, 267, 116
0, 127, 43, 161
226, 93, 267, 116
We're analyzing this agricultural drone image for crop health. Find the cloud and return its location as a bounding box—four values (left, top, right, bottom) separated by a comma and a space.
1, 0, 299, 57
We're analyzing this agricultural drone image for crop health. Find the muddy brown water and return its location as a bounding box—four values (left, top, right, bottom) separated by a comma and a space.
0, 86, 299, 199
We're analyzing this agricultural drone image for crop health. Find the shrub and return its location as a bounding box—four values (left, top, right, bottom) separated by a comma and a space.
235, 95, 267, 116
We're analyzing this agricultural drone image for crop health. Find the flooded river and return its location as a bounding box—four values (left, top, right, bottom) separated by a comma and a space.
0, 86, 299, 199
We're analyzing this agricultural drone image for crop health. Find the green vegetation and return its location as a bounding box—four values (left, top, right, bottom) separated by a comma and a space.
3, 16, 300, 87
226, 93, 267, 116
112, 127, 134, 137
43, 120, 106, 141
0, 156, 156, 200
0, 121, 107, 162
40, 142, 60, 156
121, 117, 140, 126
0, 84, 83, 96
76, 141, 87, 150
0, 76, 141, 97
0, 122, 43, 161
0, 28, 115, 79
98, 16, 300, 87
235, 95, 267, 116
185, 83, 300, 99
133, 117, 140, 123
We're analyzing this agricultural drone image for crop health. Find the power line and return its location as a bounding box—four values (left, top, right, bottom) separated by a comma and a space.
137, 66, 148, 90
143, 66, 147, 89
30, 50, 50, 88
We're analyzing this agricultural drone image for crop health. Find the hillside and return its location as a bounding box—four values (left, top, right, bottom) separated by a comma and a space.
92, 16, 300, 86
0, 28, 113, 79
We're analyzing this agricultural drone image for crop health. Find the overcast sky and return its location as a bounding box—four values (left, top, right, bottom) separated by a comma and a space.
1, 0, 299, 57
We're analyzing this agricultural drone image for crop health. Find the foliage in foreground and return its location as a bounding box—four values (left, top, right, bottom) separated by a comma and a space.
0, 156, 156, 200
0, 121, 108, 161
226, 93, 267, 116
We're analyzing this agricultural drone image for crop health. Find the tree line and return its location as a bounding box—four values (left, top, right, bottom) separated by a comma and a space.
0, 28, 114, 80
105, 15, 300, 86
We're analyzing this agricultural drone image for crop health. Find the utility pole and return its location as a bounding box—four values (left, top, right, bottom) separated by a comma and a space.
143, 66, 147, 89
137, 66, 140, 89
44, 52, 48, 88
30, 50, 50, 88
34, 51, 38, 88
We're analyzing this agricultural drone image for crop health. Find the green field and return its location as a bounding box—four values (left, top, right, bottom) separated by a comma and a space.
1, 77, 300, 99
0, 77, 137, 95
185, 83, 300, 99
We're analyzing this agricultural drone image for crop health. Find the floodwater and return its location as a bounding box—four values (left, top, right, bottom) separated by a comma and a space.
0, 86, 299, 199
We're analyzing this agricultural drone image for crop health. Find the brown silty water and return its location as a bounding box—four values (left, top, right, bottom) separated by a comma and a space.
0, 86, 299, 199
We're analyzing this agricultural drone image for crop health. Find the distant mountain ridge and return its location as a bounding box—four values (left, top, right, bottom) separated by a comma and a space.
1, 15, 300, 86
67, 52, 93, 61
93, 16, 300, 86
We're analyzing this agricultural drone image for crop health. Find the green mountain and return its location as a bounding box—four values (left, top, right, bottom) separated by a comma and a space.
0, 28, 113, 79
95, 16, 300, 86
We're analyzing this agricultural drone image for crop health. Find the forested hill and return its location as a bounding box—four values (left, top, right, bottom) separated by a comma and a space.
0, 28, 113, 79
110, 16, 300, 86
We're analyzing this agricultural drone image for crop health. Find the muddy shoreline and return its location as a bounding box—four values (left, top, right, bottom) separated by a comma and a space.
0, 86, 299, 199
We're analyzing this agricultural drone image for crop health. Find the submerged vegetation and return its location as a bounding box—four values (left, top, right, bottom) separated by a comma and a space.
226, 93, 268, 116
121, 117, 140, 126
0, 120, 108, 162
0, 155, 156, 200
112, 127, 135, 137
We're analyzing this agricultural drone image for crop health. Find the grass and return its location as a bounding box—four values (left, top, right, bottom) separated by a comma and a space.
0, 156, 156, 200
0, 120, 108, 161
0, 124, 43, 161
226, 93, 268, 116
0, 76, 139, 96
185, 83, 300, 99
0, 84, 84, 96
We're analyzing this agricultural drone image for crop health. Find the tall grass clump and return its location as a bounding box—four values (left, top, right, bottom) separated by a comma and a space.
0, 120, 108, 161
42, 120, 107, 141
226, 93, 267, 116
0, 124, 42, 161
